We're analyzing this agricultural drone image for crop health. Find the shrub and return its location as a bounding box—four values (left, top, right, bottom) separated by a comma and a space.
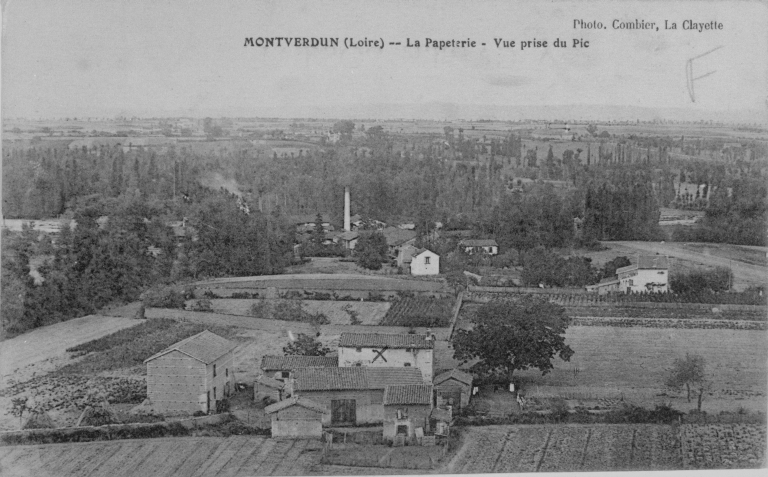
549, 398, 570, 422
143, 286, 186, 309
191, 299, 213, 312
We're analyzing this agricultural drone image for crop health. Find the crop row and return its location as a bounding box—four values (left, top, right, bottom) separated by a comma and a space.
467, 291, 767, 306
681, 424, 766, 469
571, 317, 766, 330
380, 297, 454, 327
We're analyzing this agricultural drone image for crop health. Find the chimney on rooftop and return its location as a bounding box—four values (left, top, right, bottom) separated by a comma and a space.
344, 187, 351, 232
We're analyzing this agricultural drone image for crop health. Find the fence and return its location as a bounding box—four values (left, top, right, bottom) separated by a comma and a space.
0, 413, 229, 443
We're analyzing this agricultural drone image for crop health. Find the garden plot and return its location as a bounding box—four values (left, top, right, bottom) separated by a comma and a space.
202, 299, 390, 325
450, 425, 683, 472
681, 424, 766, 469
0, 436, 325, 477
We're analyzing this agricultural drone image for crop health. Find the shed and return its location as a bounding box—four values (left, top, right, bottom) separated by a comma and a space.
382, 384, 433, 440
264, 396, 328, 439
254, 374, 285, 402
144, 330, 236, 414
261, 355, 338, 381
433, 369, 473, 409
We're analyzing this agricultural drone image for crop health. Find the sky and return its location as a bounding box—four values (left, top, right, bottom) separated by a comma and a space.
2, 0, 766, 121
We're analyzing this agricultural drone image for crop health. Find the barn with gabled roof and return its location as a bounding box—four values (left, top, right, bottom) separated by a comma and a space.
144, 330, 236, 414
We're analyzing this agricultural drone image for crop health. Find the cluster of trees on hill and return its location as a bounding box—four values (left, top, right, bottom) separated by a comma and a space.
2, 190, 294, 337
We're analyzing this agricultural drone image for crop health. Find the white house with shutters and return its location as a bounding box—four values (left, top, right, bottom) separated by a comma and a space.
409, 248, 440, 276
337, 332, 435, 382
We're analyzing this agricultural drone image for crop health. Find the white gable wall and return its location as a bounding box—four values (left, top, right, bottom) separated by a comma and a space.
410, 250, 439, 275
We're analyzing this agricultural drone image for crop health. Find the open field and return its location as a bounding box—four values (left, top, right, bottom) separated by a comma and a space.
513, 326, 767, 413
0, 316, 143, 387
579, 241, 768, 291
202, 299, 390, 325
194, 274, 449, 293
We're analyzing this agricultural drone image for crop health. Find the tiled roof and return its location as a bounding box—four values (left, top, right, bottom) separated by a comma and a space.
264, 396, 328, 415
255, 375, 285, 389
459, 239, 498, 247
383, 385, 433, 405
434, 369, 473, 386
261, 355, 338, 371
365, 368, 424, 388
291, 367, 424, 391
338, 231, 360, 241
339, 332, 435, 349
144, 330, 236, 364
616, 255, 669, 274
381, 227, 418, 246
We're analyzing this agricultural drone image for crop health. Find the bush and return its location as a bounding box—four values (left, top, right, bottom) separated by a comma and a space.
190, 299, 213, 312
670, 267, 733, 294
549, 398, 570, 422
143, 286, 186, 309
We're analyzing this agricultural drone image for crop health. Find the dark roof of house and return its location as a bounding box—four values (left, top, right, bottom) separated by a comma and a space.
291, 367, 423, 392
264, 396, 327, 415
338, 332, 435, 349
433, 369, 473, 387
144, 330, 236, 364
290, 213, 332, 225
261, 355, 338, 370
381, 227, 418, 247
616, 255, 669, 274
338, 231, 360, 241
383, 384, 433, 405
459, 239, 498, 247
255, 375, 285, 389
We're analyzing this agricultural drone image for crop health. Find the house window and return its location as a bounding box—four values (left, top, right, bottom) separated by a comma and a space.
214, 387, 217, 399
404, 363, 411, 367
355, 363, 362, 367
281, 371, 290, 379
356, 347, 362, 352
406, 348, 412, 353
226, 368, 228, 377
629, 279, 634, 286
424, 256, 430, 265
213, 364, 217, 377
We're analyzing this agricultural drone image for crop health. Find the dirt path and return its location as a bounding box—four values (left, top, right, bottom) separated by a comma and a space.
609, 241, 767, 291
0, 315, 142, 388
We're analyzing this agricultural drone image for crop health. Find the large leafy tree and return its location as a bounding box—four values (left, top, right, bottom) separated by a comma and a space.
355, 230, 389, 270
452, 297, 574, 382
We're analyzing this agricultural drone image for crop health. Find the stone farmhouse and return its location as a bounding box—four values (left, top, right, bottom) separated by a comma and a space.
337, 332, 435, 381
144, 330, 236, 414
285, 367, 424, 426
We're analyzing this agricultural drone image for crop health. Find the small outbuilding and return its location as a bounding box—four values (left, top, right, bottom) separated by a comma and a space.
254, 374, 285, 403
144, 330, 236, 414
264, 396, 328, 439
382, 384, 434, 441
260, 355, 338, 381
433, 369, 474, 410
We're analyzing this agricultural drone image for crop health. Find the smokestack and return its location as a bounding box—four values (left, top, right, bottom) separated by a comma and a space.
344, 187, 351, 232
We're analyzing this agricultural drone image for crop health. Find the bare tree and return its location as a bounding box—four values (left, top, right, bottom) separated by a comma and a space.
665, 353, 710, 411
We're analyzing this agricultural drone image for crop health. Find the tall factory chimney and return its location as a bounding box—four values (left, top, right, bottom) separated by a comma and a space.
344, 187, 351, 232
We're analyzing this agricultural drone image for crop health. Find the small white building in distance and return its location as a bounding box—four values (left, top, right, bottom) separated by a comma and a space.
337, 332, 435, 382
616, 255, 669, 293
459, 239, 498, 255
409, 248, 440, 276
